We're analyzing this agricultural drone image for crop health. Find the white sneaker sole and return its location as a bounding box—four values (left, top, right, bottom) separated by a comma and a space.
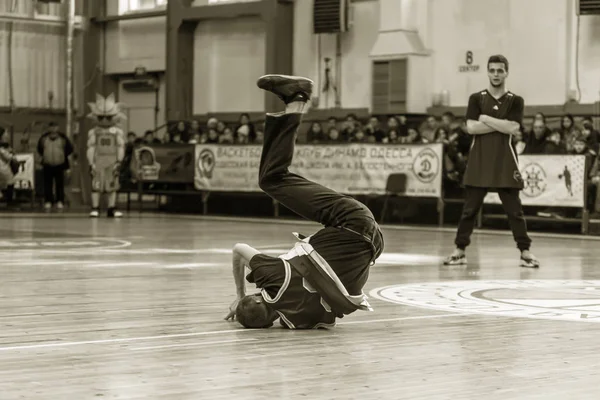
257, 74, 314, 85
443, 258, 468, 266
519, 260, 540, 268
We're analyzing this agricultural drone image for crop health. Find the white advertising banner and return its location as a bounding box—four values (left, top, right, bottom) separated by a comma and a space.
194, 144, 444, 197
484, 155, 586, 207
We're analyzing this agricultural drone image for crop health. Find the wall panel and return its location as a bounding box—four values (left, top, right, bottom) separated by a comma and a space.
104, 17, 166, 74
578, 15, 600, 104
0, 22, 66, 109
118, 75, 167, 138
293, 0, 600, 110
193, 17, 266, 114
0, 0, 63, 17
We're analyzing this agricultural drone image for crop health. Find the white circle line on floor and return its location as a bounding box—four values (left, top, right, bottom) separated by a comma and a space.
152, 214, 600, 242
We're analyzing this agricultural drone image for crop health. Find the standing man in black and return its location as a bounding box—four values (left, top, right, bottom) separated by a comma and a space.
443, 55, 540, 268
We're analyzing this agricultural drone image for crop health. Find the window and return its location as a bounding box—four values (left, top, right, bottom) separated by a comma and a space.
119, 0, 167, 15
0, 0, 64, 19
371, 59, 408, 114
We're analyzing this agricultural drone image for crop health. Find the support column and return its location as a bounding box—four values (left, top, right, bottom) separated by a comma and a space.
166, 0, 195, 122
263, 0, 294, 113
79, 0, 118, 205
166, 0, 294, 119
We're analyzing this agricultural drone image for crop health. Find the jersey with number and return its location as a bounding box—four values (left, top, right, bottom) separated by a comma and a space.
88, 127, 124, 168
246, 254, 337, 329
463, 90, 524, 189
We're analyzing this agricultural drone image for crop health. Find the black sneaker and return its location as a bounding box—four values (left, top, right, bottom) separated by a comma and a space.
520, 254, 540, 268
257, 74, 313, 104
443, 253, 467, 265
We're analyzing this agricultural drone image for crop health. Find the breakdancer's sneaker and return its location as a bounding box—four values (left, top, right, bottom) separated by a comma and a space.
257, 75, 313, 104
443, 252, 467, 265
519, 252, 540, 268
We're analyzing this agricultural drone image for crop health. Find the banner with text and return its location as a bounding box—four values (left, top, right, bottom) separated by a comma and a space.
13, 153, 35, 190
484, 155, 586, 207
194, 144, 443, 197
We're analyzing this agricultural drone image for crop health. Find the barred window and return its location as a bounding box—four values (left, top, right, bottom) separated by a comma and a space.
119, 0, 167, 14
0, 0, 64, 18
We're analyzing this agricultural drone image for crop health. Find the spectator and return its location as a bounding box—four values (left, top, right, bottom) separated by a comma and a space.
419, 115, 438, 142
206, 129, 219, 144
590, 153, 600, 215
216, 121, 226, 135
365, 116, 385, 142
524, 119, 549, 154
220, 127, 235, 144
582, 118, 599, 154
366, 135, 377, 143
327, 128, 341, 142
350, 129, 366, 143
434, 127, 449, 144
255, 130, 264, 144
237, 125, 251, 144
444, 134, 467, 185
533, 112, 546, 123
341, 114, 357, 141
542, 129, 567, 154
441, 111, 455, 128
171, 121, 189, 143
126, 131, 136, 145
403, 127, 426, 144
560, 114, 577, 152
326, 117, 338, 133
306, 122, 325, 144
396, 115, 409, 137
511, 127, 526, 155
37, 122, 74, 211
450, 118, 472, 156
570, 134, 596, 162
189, 132, 204, 144
207, 117, 218, 131
144, 130, 161, 144
120, 132, 138, 188
236, 134, 249, 144
384, 129, 399, 144
189, 120, 202, 138
170, 131, 184, 143
387, 116, 400, 132
0, 128, 18, 207
571, 135, 598, 214
236, 113, 256, 143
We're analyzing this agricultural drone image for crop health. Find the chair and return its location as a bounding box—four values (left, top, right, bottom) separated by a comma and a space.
380, 173, 407, 223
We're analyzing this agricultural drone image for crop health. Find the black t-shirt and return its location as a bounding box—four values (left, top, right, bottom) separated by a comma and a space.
246, 254, 285, 299
246, 228, 373, 297
463, 90, 525, 189
246, 253, 338, 329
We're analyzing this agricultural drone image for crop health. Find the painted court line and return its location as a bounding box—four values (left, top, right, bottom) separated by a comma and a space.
0, 313, 463, 352
85, 262, 157, 268
180, 215, 600, 242
164, 263, 223, 268
130, 338, 258, 351
338, 313, 466, 325
3, 260, 94, 266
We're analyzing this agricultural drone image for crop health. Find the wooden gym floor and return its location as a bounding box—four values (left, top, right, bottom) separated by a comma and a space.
1, 213, 599, 400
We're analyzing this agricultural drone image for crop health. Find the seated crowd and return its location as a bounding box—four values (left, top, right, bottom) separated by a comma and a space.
123, 111, 600, 217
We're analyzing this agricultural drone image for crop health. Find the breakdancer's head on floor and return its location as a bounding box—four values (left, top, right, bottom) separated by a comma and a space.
236, 293, 278, 328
